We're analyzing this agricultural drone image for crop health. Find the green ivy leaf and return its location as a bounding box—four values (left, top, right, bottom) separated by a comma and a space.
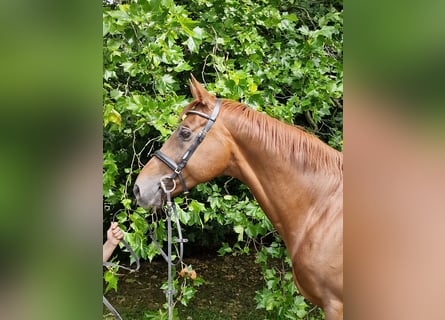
110, 89, 123, 101
103, 2, 341, 318
104, 270, 118, 293
233, 225, 244, 241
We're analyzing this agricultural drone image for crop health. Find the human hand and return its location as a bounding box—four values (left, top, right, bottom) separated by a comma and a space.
107, 221, 123, 246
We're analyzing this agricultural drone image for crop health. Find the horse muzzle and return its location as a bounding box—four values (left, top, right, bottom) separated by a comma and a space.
133, 178, 164, 208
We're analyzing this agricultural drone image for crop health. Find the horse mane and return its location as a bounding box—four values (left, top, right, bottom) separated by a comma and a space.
221, 100, 343, 175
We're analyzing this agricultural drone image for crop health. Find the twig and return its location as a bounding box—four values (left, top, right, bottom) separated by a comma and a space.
123, 125, 158, 198
305, 110, 318, 131
223, 177, 235, 194
332, 98, 343, 109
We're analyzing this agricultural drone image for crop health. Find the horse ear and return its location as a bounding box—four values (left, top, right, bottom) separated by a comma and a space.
190, 74, 216, 108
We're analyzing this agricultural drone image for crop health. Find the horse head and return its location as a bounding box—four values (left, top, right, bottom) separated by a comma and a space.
133, 76, 232, 208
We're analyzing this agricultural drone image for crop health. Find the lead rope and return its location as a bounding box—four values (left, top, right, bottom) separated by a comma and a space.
103, 237, 140, 320
103, 208, 141, 319
103, 176, 187, 320
158, 175, 188, 320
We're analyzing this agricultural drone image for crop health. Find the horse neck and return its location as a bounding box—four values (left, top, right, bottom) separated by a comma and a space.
221, 107, 343, 240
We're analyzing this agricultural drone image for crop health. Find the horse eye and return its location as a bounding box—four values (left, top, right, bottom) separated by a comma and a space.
179, 127, 192, 140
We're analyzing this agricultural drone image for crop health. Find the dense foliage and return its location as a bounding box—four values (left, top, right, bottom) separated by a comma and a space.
103, 0, 342, 318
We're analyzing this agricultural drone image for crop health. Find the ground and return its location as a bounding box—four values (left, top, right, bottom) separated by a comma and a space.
103, 253, 268, 319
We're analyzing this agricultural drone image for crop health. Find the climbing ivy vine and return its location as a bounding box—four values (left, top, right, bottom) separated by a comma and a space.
103, 0, 342, 318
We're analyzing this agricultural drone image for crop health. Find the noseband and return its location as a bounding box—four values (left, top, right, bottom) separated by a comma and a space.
153, 99, 221, 194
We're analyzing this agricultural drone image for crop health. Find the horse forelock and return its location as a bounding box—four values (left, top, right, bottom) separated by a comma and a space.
221, 100, 343, 175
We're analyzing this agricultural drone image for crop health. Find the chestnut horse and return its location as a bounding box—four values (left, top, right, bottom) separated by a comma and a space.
134, 76, 343, 319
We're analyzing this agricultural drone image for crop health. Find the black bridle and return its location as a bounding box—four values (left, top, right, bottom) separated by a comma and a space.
153, 99, 222, 194
103, 101, 221, 320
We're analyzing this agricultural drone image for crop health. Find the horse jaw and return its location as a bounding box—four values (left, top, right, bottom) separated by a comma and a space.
133, 175, 164, 208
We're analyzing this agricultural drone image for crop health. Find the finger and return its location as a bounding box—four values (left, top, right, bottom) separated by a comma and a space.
113, 229, 123, 239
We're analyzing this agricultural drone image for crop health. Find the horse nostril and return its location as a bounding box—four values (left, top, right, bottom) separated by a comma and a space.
133, 184, 140, 199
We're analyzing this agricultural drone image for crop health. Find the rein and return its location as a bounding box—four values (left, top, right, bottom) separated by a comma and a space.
103, 236, 140, 320
103, 99, 221, 320
149, 98, 221, 320
159, 176, 187, 320
103, 190, 187, 320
